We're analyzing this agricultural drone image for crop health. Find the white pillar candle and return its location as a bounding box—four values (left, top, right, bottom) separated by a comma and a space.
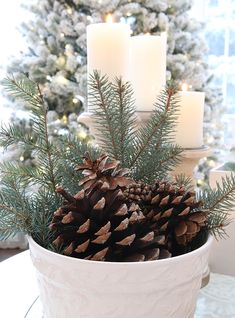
175, 85, 205, 148
87, 21, 130, 82
130, 34, 166, 111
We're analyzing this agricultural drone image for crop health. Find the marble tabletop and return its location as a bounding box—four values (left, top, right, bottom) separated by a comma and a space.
1, 251, 235, 318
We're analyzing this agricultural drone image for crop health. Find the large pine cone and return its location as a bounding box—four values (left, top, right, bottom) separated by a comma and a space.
49, 182, 170, 262
75, 152, 133, 193
141, 181, 207, 246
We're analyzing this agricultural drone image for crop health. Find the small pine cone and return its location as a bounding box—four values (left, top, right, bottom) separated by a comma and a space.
174, 212, 207, 245
123, 182, 152, 203
75, 152, 133, 194
144, 181, 206, 246
49, 182, 171, 262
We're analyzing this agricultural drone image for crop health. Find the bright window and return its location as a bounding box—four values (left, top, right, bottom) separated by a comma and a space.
204, 0, 235, 114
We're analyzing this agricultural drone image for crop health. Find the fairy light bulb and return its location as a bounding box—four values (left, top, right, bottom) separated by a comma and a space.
106, 13, 113, 23
62, 115, 68, 124
72, 98, 79, 104
78, 130, 87, 140
57, 75, 68, 85
181, 83, 189, 92
67, 7, 72, 15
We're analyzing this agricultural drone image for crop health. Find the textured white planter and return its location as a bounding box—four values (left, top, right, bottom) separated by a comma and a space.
28, 236, 213, 318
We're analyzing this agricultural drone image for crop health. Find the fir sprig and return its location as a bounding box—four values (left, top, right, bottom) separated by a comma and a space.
1, 76, 59, 190
198, 175, 235, 238
89, 72, 182, 182
0, 76, 60, 244
0, 174, 32, 240
0, 76, 92, 245
130, 83, 181, 172
89, 71, 137, 165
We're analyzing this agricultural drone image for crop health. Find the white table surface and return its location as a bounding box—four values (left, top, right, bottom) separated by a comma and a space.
1, 251, 235, 318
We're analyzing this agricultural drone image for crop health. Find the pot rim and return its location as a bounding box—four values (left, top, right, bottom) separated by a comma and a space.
28, 234, 213, 266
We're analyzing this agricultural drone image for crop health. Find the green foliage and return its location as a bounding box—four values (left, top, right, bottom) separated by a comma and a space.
89, 71, 182, 183
0, 75, 90, 246
89, 72, 137, 165
0, 174, 32, 240
0, 73, 234, 249
174, 174, 194, 191
198, 175, 235, 239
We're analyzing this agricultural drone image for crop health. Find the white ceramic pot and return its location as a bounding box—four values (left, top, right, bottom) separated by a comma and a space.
28, 236, 213, 318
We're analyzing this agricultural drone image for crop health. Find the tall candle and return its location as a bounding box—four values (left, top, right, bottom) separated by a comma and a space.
130, 34, 166, 111
175, 85, 205, 148
87, 21, 130, 82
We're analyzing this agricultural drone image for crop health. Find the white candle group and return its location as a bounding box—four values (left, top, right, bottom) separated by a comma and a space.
174, 87, 205, 148
86, 20, 205, 148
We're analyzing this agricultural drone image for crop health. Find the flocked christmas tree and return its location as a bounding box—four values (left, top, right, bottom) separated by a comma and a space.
6, 0, 223, 181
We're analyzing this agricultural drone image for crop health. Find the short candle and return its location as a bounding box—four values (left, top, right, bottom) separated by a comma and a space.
174, 84, 205, 149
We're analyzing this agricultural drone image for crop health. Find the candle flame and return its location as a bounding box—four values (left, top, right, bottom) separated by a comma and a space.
181, 83, 189, 92
106, 13, 113, 23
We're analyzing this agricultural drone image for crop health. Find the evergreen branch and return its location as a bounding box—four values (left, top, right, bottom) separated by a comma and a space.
30, 190, 61, 247
37, 84, 57, 191
2, 75, 41, 108
108, 77, 137, 165
0, 176, 32, 240
88, 71, 119, 159
131, 144, 182, 183
0, 123, 38, 150
174, 174, 194, 191
55, 136, 100, 193
198, 175, 235, 238
2, 76, 58, 191
130, 82, 180, 169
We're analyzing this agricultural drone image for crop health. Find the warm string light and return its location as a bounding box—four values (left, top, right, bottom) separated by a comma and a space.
181, 83, 193, 91
57, 56, 66, 67
87, 16, 93, 23
106, 13, 113, 23
78, 130, 88, 140
72, 98, 79, 104
61, 115, 68, 124
181, 83, 189, 91
67, 7, 72, 15
56, 75, 68, 85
